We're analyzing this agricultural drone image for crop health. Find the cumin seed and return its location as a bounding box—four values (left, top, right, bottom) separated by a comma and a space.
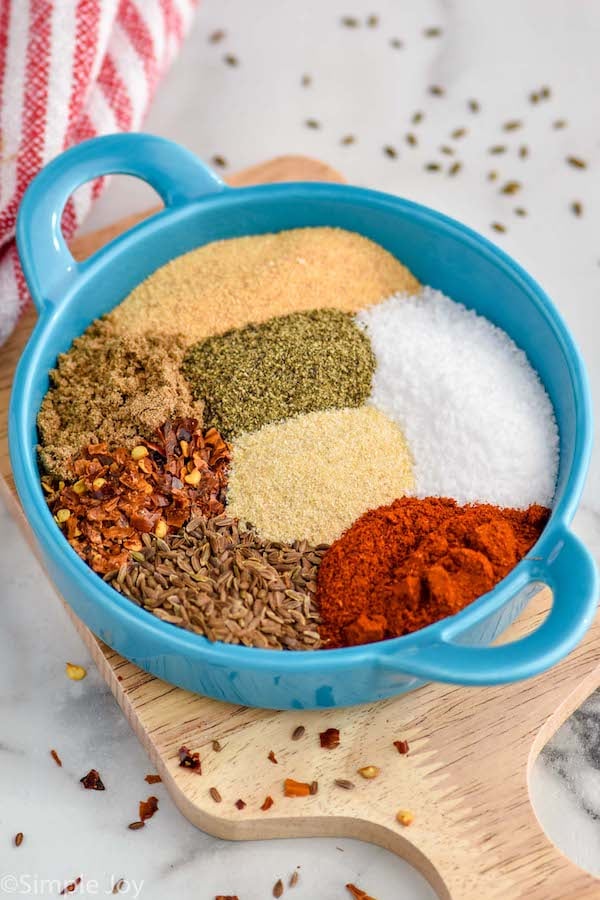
519, 144, 529, 159
128, 821, 145, 830
389, 37, 403, 49
209, 29, 225, 44
15, 832, 23, 847
405, 133, 417, 147
567, 156, 587, 169
301, 74, 311, 87
571, 201, 583, 217
429, 85, 445, 96
451, 127, 466, 139
501, 180, 521, 195
448, 161, 462, 176
341, 16, 359, 27
305, 118, 320, 129
291, 725, 305, 741
412, 111, 424, 125
273, 879, 284, 898
489, 145, 507, 154
503, 120, 522, 131
340, 134, 356, 146
491, 222, 506, 233
424, 26, 442, 37
383, 145, 398, 159
439, 145, 454, 156
223, 53, 238, 66
209, 787, 222, 803
334, 778, 355, 790
366, 14, 378, 27
468, 99, 480, 113
425, 162, 441, 171
211, 155, 227, 169
553, 119, 567, 129
514, 207, 527, 217
487, 170, 498, 181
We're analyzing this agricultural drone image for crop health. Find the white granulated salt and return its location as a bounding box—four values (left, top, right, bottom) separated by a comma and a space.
357, 287, 559, 508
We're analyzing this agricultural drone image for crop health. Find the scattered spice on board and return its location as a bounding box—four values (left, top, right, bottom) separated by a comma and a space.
108, 227, 419, 344
268, 751, 278, 764
487, 170, 498, 181
553, 119, 567, 129
503, 120, 522, 131
383, 145, 398, 158
139, 796, 159, 821
226, 406, 414, 546
145, 774, 161, 784
261, 796, 274, 811
394, 740, 410, 755
183, 308, 375, 438
301, 73, 311, 87
396, 809, 414, 826
320, 728, 340, 750
212, 740, 223, 752
209, 29, 225, 43
273, 879, 284, 898
37, 324, 201, 480
468, 98, 480, 112
128, 821, 145, 830
440, 145, 454, 155
318, 498, 550, 648
366, 14, 378, 26
501, 181, 521, 195
448, 162, 462, 176
60, 877, 82, 894
424, 26, 442, 36
235, 799, 246, 810
50, 749, 63, 767
211, 155, 227, 169
519, 144, 529, 159
451, 127, 466, 139
567, 156, 587, 169
66, 662, 86, 681
209, 787, 222, 804
284, 778, 312, 797
15, 832, 23, 847
45, 420, 230, 575
341, 134, 356, 145
489, 144, 507, 154
112, 880, 126, 895
429, 85, 444, 96
291, 726, 305, 741
571, 201, 583, 217
80, 769, 105, 790
491, 222, 506, 233
335, 779, 355, 790
109, 515, 324, 649
425, 162, 441, 171
305, 118, 320, 129
289, 871, 300, 888
540, 85, 551, 99
514, 207, 527, 217
178, 745, 201, 772
357, 766, 380, 779
405, 133, 417, 146
389, 37, 403, 48
346, 884, 377, 900
223, 53, 238, 66
412, 111, 424, 124
341, 15, 359, 27
310, 781, 319, 795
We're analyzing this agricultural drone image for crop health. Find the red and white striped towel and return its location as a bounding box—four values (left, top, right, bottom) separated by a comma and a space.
0, 0, 198, 345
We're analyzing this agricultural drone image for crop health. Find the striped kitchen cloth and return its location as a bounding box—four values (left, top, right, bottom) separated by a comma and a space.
0, 0, 198, 345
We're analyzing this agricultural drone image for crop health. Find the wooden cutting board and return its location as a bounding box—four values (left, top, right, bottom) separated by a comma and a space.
2, 155, 599, 900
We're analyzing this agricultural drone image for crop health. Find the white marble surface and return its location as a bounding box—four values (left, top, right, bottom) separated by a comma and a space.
4, 0, 600, 896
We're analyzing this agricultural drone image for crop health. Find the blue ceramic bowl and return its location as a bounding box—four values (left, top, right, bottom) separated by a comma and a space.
11, 134, 598, 709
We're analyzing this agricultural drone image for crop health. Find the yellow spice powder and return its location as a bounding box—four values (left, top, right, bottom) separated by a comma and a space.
226, 406, 415, 546
108, 227, 419, 344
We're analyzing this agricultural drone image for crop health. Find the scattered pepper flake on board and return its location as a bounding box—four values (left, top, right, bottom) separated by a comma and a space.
394, 739, 410, 755
215, 896, 239, 900
268, 750, 279, 765
309, 780, 319, 795
284, 778, 312, 797
235, 798, 246, 810
66, 662, 86, 681
178, 745, 201, 772
396, 809, 414, 826
51, 748, 63, 767
80, 769, 105, 790
139, 796, 159, 821
357, 765, 380, 780
15, 832, 23, 847
261, 795, 274, 811
60, 877, 82, 894
346, 884, 377, 900
320, 728, 340, 750
145, 774, 161, 784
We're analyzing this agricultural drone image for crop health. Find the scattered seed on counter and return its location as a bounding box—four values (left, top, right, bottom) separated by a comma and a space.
301, 73, 311, 86
108, 515, 325, 649
108, 227, 419, 344
15, 832, 24, 847
226, 406, 415, 546
491, 222, 506, 233
335, 779, 355, 790
305, 118, 320, 129
394, 740, 410, 754
529, 90, 540, 104
340, 134, 356, 145
212, 740, 223, 752
209, 29, 225, 43
405, 133, 417, 146
567, 156, 587, 169
571, 201, 583, 217
211, 154, 227, 168
411, 110, 424, 124
396, 809, 414, 826
50, 749, 63, 767
383, 144, 398, 158
468, 98, 480, 112
501, 181, 521, 195
183, 309, 375, 438
489, 144, 507, 154
519, 144, 529, 159
440, 145, 454, 155
429, 85, 444, 96
451, 127, 466, 139
273, 880, 284, 899
487, 170, 499, 181
209, 787, 222, 803
268, 750, 278, 764
424, 26, 442, 36
37, 323, 202, 480
540, 85, 551, 99
425, 162, 441, 171
341, 15, 359, 27
291, 726, 305, 741
357, 289, 558, 507
389, 37, 403, 48
223, 53, 238, 66
66, 662, 87, 681
357, 765, 380, 779
514, 207, 527, 217
553, 119, 567, 129
503, 120, 522, 131
289, 871, 300, 888
366, 14, 378, 27
448, 161, 462, 176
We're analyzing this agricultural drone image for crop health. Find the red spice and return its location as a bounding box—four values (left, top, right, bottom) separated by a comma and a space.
261, 795, 274, 811
139, 796, 159, 821
215, 896, 239, 900
235, 799, 247, 810
268, 750, 278, 764
144, 774, 162, 784
346, 885, 377, 900
44, 419, 230, 575
60, 877, 82, 895
178, 745, 201, 772
319, 728, 340, 749
50, 748, 63, 767
394, 740, 409, 755
80, 769, 105, 790
284, 778, 312, 797
317, 498, 549, 647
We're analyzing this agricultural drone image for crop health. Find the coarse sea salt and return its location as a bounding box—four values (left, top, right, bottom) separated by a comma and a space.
357, 287, 559, 508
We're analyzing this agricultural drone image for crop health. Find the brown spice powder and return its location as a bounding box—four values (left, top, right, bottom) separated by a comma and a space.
107, 228, 419, 345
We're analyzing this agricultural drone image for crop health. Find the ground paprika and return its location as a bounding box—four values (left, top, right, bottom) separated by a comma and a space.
316, 497, 549, 648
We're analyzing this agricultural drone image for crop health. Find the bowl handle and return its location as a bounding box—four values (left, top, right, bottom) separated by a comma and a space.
16, 133, 226, 314
379, 528, 598, 685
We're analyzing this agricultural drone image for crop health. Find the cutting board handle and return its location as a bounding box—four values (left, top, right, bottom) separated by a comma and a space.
380, 527, 598, 685
16, 132, 226, 314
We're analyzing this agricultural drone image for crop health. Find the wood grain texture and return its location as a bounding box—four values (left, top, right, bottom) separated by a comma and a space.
2, 155, 599, 899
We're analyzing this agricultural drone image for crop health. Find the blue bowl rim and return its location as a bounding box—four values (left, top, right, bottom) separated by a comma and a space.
10, 178, 594, 672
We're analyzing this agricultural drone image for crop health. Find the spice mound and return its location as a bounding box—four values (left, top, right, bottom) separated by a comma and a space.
107, 226, 420, 344
37, 320, 201, 480
226, 406, 415, 546
317, 497, 549, 647
182, 309, 375, 438
43, 419, 230, 575
107, 514, 326, 649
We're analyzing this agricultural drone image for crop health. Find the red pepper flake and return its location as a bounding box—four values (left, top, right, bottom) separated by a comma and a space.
284, 778, 312, 797
268, 750, 278, 764
346, 884, 377, 900
178, 745, 201, 772
394, 739, 410, 755
261, 795, 274, 811
145, 774, 162, 784
80, 769, 105, 790
50, 748, 63, 767
139, 796, 159, 821
319, 727, 340, 749
215, 896, 239, 900
235, 798, 246, 810
60, 877, 82, 895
